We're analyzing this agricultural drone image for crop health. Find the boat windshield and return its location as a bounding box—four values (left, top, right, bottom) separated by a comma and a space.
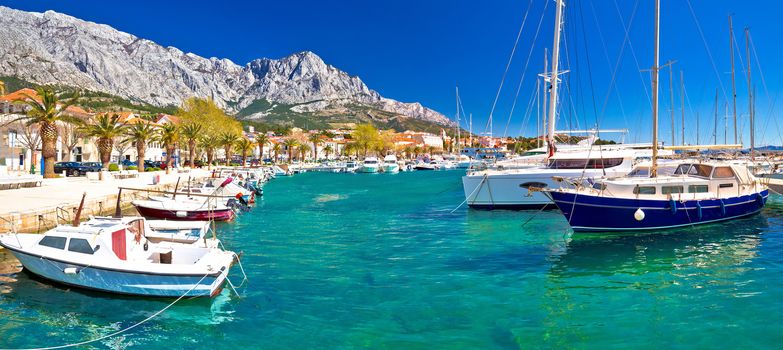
364, 161, 378, 164
674, 164, 713, 178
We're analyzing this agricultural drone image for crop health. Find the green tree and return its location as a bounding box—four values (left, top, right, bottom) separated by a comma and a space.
180, 123, 202, 168
198, 136, 219, 169
323, 144, 333, 159
352, 123, 379, 157
283, 138, 298, 162
236, 138, 254, 166
80, 114, 126, 169
220, 132, 240, 166
159, 123, 179, 173
308, 133, 323, 161
11, 87, 81, 178
124, 123, 158, 172
255, 133, 269, 159
177, 97, 241, 139
272, 142, 281, 163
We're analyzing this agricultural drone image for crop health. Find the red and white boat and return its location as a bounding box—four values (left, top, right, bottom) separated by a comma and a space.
132, 197, 235, 221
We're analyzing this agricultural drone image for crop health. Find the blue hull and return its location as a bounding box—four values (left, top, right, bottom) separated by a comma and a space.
549, 190, 768, 232
4, 248, 226, 297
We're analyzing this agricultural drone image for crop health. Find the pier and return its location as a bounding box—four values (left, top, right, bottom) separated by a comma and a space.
0, 170, 211, 233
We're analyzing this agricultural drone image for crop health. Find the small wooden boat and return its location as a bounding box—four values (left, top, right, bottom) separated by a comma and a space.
0, 216, 235, 297
132, 198, 235, 221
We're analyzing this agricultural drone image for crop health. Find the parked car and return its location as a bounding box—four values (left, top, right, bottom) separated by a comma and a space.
54, 162, 100, 177
120, 159, 136, 167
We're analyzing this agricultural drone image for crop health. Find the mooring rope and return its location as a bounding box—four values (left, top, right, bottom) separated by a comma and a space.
12, 273, 211, 350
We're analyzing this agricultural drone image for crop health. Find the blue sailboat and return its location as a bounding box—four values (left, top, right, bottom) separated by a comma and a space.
544, 0, 768, 232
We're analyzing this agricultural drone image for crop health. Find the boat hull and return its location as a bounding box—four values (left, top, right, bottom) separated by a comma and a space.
134, 205, 235, 221
548, 190, 768, 232
358, 167, 379, 173
2, 246, 226, 297
382, 165, 400, 173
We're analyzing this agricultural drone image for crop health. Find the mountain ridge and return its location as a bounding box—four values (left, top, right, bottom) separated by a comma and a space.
0, 6, 454, 127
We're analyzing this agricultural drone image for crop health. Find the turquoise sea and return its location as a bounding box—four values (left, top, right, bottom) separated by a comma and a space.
1, 170, 783, 349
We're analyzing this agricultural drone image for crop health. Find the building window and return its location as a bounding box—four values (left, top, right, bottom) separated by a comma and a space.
8, 131, 17, 148
39, 236, 67, 250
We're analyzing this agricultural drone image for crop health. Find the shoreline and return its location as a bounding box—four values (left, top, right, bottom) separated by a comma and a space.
0, 169, 212, 234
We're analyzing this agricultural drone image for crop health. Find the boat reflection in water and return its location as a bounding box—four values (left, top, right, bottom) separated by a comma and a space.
536, 213, 770, 346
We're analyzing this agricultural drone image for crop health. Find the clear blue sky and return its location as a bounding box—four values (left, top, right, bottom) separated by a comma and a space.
2, 0, 781, 145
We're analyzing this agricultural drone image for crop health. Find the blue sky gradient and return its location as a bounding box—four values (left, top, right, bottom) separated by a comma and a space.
1, 0, 780, 145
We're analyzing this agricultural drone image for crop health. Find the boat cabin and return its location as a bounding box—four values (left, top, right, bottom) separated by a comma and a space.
591, 162, 759, 200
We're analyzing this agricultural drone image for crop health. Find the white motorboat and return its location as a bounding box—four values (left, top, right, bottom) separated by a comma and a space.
359, 157, 380, 173
414, 161, 439, 171
382, 155, 400, 173
0, 216, 236, 297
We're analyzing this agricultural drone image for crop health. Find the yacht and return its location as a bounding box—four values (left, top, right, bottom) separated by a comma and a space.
359, 157, 380, 173
461, 147, 669, 209
382, 155, 400, 173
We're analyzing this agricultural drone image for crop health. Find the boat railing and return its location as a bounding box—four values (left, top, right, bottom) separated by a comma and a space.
55, 206, 72, 227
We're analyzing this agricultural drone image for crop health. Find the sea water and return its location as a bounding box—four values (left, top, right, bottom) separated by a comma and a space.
1, 170, 782, 349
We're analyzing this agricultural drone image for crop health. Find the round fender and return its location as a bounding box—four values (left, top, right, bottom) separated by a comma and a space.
719, 200, 726, 216
696, 201, 703, 220
669, 199, 677, 214
634, 208, 645, 221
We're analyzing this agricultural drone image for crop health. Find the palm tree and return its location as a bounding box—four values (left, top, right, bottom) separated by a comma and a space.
80, 114, 126, 169
124, 122, 158, 172
255, 133, 269, 160
308, 134, 323, 161
272, 143, 281, 163
220, 132, 240, 166
236, 138, 253, 166
198, 136, 219, 170
0, 80, 5, 95
11, 87, 81, 178
323, 145, 333, 160
159, 123, 179, 174
180, 123, 202, 168
283, 138, 298, 162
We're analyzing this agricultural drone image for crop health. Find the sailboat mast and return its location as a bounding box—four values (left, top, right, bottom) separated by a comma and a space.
680, 70, 685, 145
455, 85, 460, 154
696, 112, 700, 145
745, 27, 753, 160
469, 113, 473, 147
713, 88, 718, 145
546, 0, 564, 157
536, 78, 541, 149
729, 15, 738, 145
651, 0, 660, 177
668, 64, 675, 146
541, 48, 548, 150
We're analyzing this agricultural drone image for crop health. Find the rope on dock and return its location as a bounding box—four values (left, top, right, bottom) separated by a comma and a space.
12, 273, 211, 350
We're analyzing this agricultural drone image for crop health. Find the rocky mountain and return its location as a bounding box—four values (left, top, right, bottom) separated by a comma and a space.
0, 6, 453, 127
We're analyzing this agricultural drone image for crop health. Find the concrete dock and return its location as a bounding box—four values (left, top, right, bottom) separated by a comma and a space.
0, 170, 211, 233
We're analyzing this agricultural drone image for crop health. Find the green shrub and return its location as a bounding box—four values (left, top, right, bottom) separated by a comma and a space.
145, 167, 154, 172
152, 167, 161, 171
127, 166, 138, 171
108, 163, 119, 171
